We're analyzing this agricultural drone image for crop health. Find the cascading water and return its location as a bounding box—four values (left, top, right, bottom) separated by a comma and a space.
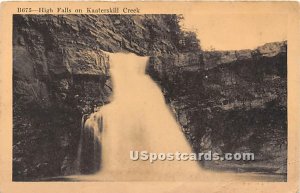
75, 113, 102, 174
100, 53, 202, 180
72, 52, 270, 181
74, 53, 203, 180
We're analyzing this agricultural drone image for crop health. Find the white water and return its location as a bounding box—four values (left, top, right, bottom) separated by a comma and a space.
72, 53, 278, 181
100, 53, 202, 180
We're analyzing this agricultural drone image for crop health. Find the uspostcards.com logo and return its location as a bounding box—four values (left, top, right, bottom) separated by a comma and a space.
130, 150, 255, 163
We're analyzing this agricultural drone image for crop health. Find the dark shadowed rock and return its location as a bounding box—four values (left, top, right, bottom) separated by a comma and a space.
13, 14, 287, 180
147, 41, 287, 175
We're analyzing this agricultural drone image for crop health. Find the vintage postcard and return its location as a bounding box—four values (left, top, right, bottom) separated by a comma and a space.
0, 1, 299, 193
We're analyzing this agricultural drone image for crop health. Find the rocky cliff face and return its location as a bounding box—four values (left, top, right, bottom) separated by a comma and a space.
13, 14, 286, 181
147, 41, 287, 174
13, 14, 196, 180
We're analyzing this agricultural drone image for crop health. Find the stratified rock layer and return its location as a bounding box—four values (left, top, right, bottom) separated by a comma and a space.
13, 14, 192, 180
13, 14, 286, 180
148, 41, 287, 174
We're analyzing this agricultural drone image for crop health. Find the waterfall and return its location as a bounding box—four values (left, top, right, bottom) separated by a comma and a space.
72, 53, 242, 181
73, 114, 86, 174
75, 113, 102, 174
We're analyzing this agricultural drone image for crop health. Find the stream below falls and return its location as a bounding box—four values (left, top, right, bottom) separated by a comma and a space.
68, 53, 285, 182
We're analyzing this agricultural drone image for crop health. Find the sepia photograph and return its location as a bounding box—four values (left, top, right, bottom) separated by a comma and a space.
0, 1, 299, 193
12, 13, 287, 182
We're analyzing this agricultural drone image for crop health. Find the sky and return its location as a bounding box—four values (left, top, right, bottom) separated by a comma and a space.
181, 14, 287, 51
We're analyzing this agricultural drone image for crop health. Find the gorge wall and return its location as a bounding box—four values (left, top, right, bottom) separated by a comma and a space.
13, 14, 287, 181
148, 41, 287, 174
